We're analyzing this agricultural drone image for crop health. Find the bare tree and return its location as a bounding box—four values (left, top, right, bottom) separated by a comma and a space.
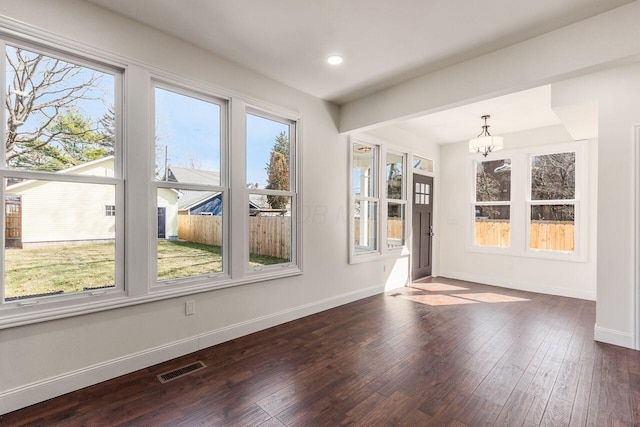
5, 47, 107, 168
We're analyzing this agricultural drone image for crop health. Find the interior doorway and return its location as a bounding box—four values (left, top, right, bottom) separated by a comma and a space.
412, 174, 433, 280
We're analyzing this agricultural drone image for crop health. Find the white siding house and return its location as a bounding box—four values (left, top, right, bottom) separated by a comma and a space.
7, 157, 179, 247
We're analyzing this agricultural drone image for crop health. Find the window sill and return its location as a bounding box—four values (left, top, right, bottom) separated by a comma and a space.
0, 267, 303, 330
349, 247, 410, 264
466, 246, 586, 263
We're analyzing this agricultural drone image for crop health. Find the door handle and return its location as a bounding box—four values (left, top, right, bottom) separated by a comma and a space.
429, 226, 435, 237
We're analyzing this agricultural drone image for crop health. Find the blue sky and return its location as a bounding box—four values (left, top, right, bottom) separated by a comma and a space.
155, 92, 289, 188
155, 87, 220, 182
7, 45, 288, 188
246, 113, 289, 189
6, 44, 114, 147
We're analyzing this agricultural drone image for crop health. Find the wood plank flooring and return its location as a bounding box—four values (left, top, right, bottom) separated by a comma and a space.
2, 277, 639, 426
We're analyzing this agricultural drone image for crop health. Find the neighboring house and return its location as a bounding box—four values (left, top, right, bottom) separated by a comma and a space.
166, 166, 261, 216
6, 157, 178, 247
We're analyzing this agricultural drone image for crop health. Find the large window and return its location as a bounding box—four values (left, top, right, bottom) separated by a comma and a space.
0, 27, 302, 327
2, 41, 122, 303
473, 158, 511, 248
469, 142, 586, 260
153, 83, 227, 284
246, 111, 296, 269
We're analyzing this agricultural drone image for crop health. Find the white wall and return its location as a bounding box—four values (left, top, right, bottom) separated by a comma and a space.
157, 188, 178, 239
550, 64, 640, 348
439, 125, 598, 300
0, 0, 411, 413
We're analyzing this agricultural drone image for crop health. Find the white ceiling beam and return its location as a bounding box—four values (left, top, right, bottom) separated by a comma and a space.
339, 1, 640, 134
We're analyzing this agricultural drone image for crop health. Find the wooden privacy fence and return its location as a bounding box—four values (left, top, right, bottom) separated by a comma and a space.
178, 215, 223, 246
474, 219, 510, 247
353, 218, 403, 246
474, 219, 574, 251
529, 220, 574, 251
178, 215, 291, 259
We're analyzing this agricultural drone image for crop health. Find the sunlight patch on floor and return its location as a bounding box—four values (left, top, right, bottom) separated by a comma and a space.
401, 294, 478, 306
455, 293, 530, 303
409, 282, 469, 292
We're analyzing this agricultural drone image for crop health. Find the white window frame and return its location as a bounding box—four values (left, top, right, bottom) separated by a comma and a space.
351, 139, 379, 260
470, 154, 513, 253
466, 140, 587, 261
385, 149, 407, 251
151, 79, 230, 288
245, 107, 299, 275
0, 20, 303, 329
349, 135, 409, 264
525, 143, 587, 261
0, 35, 126, 313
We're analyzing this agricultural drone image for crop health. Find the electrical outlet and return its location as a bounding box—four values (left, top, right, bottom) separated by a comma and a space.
185, 300, 195, 316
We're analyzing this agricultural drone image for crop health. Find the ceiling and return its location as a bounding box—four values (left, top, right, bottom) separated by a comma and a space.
395, 85, 563, 144
84, 0, 632, 104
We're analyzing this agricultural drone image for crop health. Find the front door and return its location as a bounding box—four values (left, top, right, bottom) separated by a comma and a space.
412, 174, 433, 280
157, 207, 166, 239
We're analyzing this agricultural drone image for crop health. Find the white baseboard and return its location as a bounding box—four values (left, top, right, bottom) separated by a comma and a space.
439, 271, 596, 301
0, 284, 384, 415
594, 325, 634, 348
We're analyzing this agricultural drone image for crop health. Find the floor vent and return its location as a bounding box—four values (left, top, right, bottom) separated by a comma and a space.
157, 361, 207, 383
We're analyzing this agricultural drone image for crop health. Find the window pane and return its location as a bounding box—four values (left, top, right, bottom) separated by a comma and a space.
412, 156, 434, 173
246, 113, 290, 191
248, 194, 291, 266
354, 200, 378, 253
476, 159, 511, 202
5, 45, 116, 174
387, 203, 405, 248
531, 152, 575, 200
474, 205, 510, 247
530, 204, 574, 252
353, 143, 375, 197
386, 152, 403, 199
155, 87, 221, 185
156, 188, 223, 281
4, 179, 116, 300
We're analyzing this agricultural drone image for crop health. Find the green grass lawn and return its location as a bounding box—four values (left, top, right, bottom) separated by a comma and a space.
5, 240, 288, 300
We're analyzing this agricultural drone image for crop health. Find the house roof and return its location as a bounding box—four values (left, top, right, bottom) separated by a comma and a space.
6, 156, 115, 193
168, 166, 220, 186
177, 190, 220, 210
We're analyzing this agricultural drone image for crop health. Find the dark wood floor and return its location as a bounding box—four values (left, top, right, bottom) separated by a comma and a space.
2, 277, 639, 426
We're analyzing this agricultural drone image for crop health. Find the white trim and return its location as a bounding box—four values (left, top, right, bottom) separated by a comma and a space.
466, 140, 588, 262
439, 271, 596, 301
634, 125, 640, 350
594, 325, 634, 348
0, 283, 384, 415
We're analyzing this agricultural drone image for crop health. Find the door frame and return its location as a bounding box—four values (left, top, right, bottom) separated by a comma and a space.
157, 207, 166, 239
410, 156, 436, 281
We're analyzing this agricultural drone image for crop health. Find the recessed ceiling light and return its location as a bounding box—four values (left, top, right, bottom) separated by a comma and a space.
327, 55, 343, 65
